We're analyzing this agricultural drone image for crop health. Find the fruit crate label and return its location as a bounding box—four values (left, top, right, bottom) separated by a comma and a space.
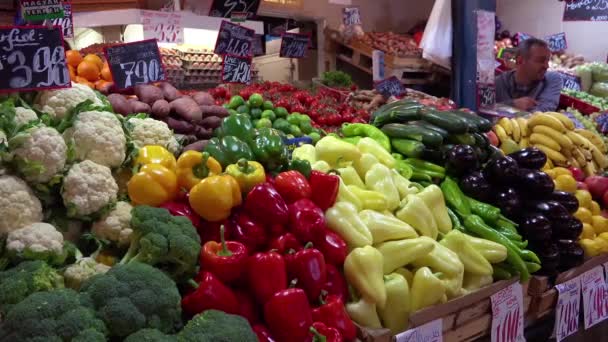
209, 0, 260, 20
21, 0, 64, 21
45, 1, 72, 38
343, 7, 362, 26
280, 32, 310, 59
490, 282, 525, 342
545, 32, 568, 52
0, 26, 70, 92
394, 319, 442, 342
559, 72, 582, 91
554, 277, 582, 342
141, 10, 184, 44
581, 266, 608, 329
221, 54, 251, 84
374, 76, 404, 99
214, 20, 254, 57
564, 0, 608, 21
104, 39, 165, 90
284, 136, 313, 158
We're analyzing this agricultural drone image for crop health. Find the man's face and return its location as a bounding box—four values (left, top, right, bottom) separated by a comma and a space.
518, 45, 551, 81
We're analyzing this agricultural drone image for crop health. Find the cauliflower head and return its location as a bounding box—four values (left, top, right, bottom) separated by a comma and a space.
14, 107, 38, 127
63, 110, 126, 168
62, 160, 118, 218
128, 117, 180, 155
6, 222, 65, 264
63, 257, 111, 290
0, 175, 43, 235
34, 83, 104, 119
10, 126, 67, 183
92, 201, 133, 246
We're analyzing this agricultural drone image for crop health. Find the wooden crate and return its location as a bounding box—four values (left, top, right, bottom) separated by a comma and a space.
385, 65, 435, 86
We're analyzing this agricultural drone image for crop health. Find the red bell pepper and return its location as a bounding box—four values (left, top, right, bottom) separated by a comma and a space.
254, 324, 277, 342
264, 288, 313, 342
229, 211, 268, 253
269, 233, 302, 254
292, 244, 327, 302
235, 289, 260, 324
265, 174, 276, 186
288, 199, 326, 244
311, 322, 343, 342
196, 220, 225, 244
245, 182, 289, 227
308, 171, 339, 211
322, 264, 349, 304
314, 230, 348, 266
159, 201, 201, 229
275, 170, 312, 204
181, 271, 239, 316
268, 223, 286, 238
200, 225, 247, 284
248, 251, 287, 304
312, 295, 356, 341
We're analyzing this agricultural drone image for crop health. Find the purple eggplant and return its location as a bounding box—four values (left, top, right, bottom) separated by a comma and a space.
519, 213, 552, 241
483, 156, 519, 184
517, 169, 555, 197
527, 200, 570, 221
558, 240, 584, 270
549, 191, 579, 214
553, 217, 583, 240
445, 145, 479, 176
460, 171, 492, 202
493, 187, 521, 218
508, 148, 547, 170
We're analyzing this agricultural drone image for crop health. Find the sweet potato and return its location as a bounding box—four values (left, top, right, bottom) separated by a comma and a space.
134, 84, 164, 105
183, 140, 210, 152
200, 116, 222, 129
170, 97, 203, 123
167, 117, 196, 134
194, 126, 213, 140
192, 92, 215, 106
151, 99, 171, 118
130, 100, 151, 114
201, 105, 229, 118
107, 94, 131, 116
159, 82, 181, 101
174, 134, 198, 146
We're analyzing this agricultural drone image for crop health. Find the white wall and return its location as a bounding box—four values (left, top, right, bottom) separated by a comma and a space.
497, 0, 608, 62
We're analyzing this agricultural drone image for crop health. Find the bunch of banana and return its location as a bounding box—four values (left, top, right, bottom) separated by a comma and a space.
493, 112, 608, 176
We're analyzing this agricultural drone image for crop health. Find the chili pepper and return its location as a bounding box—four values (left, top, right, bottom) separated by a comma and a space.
176, 150, 222, 190
245, 182, 289, 227
467, 197, 501, 225
341, 123, 391, 152
394, 267, 414, 286
181, 271, 239, 317
235, 289, 260, 324
447, 207, 464, 232
341, 136, 362, 146
158, 201, 201, 229
378, 273, 410, 335
313, 160, 332, 173
254, 324, 277, 342
204, 136, 255, 168
323, 264, 349, 304
311, 322, 343, 342
264, 288, 313, 342
248, 251, 287, 304
440, 177, 471, 216
312, 295, 356, 341
229, 211, 268, 253
200, 225, 248, 283
225, 159, 266, 194
325, 202, 373, 249
309, 171, 340, 211
189, 174, 241, 222
492, 264, 513, 280
128, 164, 178, 206
314, 229, 348, 266
391, 168, 417, 198
275, 170, 312, 204
376, 237, 436, 274
463, 273, 493, 292
133, 145, 177, 172
405, 158, 445, 174
289, 159, 312, 179
344, 246, 386, 308
270, 233, 302, 253
292, 244, 327, 301
394, 159, 414, 180
495, 217, 519, 234
288, 198, 327, 244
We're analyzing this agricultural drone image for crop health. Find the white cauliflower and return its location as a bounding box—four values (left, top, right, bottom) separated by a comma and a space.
63, 110, 126, 168
63, 257, 111, 290
34, 83, 104, 119
61, 160, 118, 218
14, 107, 38, 127
128, 117, 180, 155
10, 126, 67, 183
91, 201, 133, 246
6, 222, 65, 265
0, 175, 43, 235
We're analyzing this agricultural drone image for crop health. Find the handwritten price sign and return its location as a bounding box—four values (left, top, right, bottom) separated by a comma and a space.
141, 10, 184, 44
214, 20, 254, 57
343, 7, 362, 26
545, 32, 568, 52
491, 282, 525, 342
104, 39, 165, 90
582, 266, 608, 329
477, 83, 496, 108
394, 319, 442, 342
555, 277, 581, 342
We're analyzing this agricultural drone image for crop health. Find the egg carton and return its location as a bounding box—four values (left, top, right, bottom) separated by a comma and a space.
184, 62, 222, 70
160, 48, 180, 57
185, 70, 222, 76
181, 54, 222, 63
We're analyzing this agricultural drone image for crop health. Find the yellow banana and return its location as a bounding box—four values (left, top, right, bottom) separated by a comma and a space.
533, 144, 567, 163
543, 158, 554, 170
575, 129, 607, 153
570, 158, 581, 169
572, 148, 588, 168
580, 147, 592, 161
584, 161, 598, 177
500, 139, 520, 154
561, 146, 572, 159
516, 117, 529, 137
547, 112, 575, 131
527, 114, 567, 133
532, 125, 573, 150
566, 131, 592, 148
530, 133, 561, 151
498, 118, 513, 135
519, 137, 529, 148
494, 125, 509, 144
588, 143, 608, 169
510, 118, 521, 142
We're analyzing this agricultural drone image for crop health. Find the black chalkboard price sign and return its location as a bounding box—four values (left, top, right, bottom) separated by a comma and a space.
252, 34, 265, 56
209, 0, 260, 20
280, 32, 309, 58
214, 20, 254, 57
563, 0, 608, 21
477, 83, 496, 108
0, 26, 70, 92
545, 32, 568, 52
559, 72, 582, 91
222, 54, 251, 84
104, 39, 165, 90
374, 76, 405, 98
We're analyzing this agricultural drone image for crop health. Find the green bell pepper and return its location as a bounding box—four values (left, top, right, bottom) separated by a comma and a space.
288, 159, 312, 178
204, 136, 254, 168
252, 131, 289, 172
219, 113, 254, 142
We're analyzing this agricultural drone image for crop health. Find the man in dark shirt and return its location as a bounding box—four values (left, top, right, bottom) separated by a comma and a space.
496, 38, 562, 112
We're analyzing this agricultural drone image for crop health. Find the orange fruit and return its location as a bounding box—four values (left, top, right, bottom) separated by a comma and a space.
75, 76, 94, 89
77, 61, 100, 82
101, 63, 113, 81
68, 65, 76, 81
66, 50, 83, 68
94, 79, 111, 91
83, 54, 104, 70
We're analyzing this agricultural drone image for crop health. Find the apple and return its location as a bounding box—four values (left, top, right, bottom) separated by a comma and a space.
569, 167, 585, 182
601, 209, 608, 219
585, 176, 608, 200
577, 181, 589, 190
486, 131, 499, 147
603, 191, 608, 210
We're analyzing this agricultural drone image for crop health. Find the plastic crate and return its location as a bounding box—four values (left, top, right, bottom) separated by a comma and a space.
559, 93, 601, 115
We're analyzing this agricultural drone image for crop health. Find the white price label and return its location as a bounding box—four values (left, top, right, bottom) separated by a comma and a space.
141, 10, 184, 44
491, 282, 525, 342
555, 277, 582, 341
582, 266, 608, 328
395, 319, 442, 342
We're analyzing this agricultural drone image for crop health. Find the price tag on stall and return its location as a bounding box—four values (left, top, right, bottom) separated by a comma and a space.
559, 72, 582, 91
283, 136, 313, 157
515, 32, 532, 44
477, 83, 496, 109
581, 266, 608, 328
20, 0, 64, 21
342, 7, 362, 26
374, 76, 404, 98
104, 39, 165, 90
141, 10, 184, 44
490, 282, 525, 342
564, 0, 608, 22
45, 1, 73, 38
214, 20, 254, 57
0, 26, 70, 92
222, 54, 251, 84
554, 277, 582, 342
545, 32, 568, 52
209, 0, 260, 20
279, 32, 309, 58
394, 319, 442, 342
252, 34, 265, 56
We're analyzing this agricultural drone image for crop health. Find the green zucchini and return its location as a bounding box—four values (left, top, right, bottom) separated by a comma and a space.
472, 133, 490, 148
447, 133, 476, 145
381, 123, 443, 147
454, 110, 493, 132
421, 110, 468, 134
373, 105, 423, 127
409, 121, 449, 138
391, 138, 425, 158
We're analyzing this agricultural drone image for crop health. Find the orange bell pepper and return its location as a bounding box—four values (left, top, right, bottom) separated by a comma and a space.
176, 151, 222, 190
189, 175, 241, 222
128, 164, 178, 206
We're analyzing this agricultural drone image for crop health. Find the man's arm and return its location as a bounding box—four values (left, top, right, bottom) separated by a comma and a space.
495, 72, 514, 106
532, 72, 562, 112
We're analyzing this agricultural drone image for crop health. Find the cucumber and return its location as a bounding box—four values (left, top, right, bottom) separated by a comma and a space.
421, 110, 468, 134
381, 123, 443, 147
372, 100, 419, 118
454, 110, 493, 132
473, 133, 490, 148
391, 138, 425, 158
409, 121, 449, 138
447, 133, 476, 145
373, 105, 423, 127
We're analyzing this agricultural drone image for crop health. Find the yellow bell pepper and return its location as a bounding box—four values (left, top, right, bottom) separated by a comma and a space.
375, 237, 435, 274
128, 164, 178, 206
356, 137, 396, 168
579, 238, 607, 257
440, 230, 492, 276
592, 215, 608, 234
416, 185, 452, 234
344, 246, 386, 307
346, 297, 382, 329
337, 178, 362, 211
176, 151, 222, 190
225, 159, 265, 194
396, 194, 438, 239
359, 209, 418, 244
365, 164, 400, 211
410, 267, 446, 312
133, 145, 177, 172
347, 185, 388, 212
189, 175, 242, 222
353, 153, 379, 179
315, 136, 361, 167
326, 202, 373, 248
337, 166, 366, 188
412, 239, 465, 277
377, 273, 410, 334
395, 267, 414, 286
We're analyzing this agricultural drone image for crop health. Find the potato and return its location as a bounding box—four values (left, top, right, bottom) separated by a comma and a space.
170, 97, 203, 122
134, 84, 164, 104
151, 99, 171, 118
201, 105, 229, 118
192, 92, 215, 106
183, 140, 210, 152
159, 82, 181, 101
167, 117, 196, 134
107, 94, 131, 116
130, 100, 151, 114
194, 125, 213, 140
200, 116, 222, 129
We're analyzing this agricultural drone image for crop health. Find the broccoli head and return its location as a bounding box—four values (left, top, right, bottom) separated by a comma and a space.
177, 310, 257, 342
120, 205, 201, 282
79, 261, 182, 338
125, 328, 177, 342
0, 260, 64, 315
0, 288, 107, 341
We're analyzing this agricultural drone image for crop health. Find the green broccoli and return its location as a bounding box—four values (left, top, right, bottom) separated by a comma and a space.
0, 288, 108, 341
79, 261, 182, 338
177, 310, 257, 342
120, 206, 200, 282
0, 260, 64, 315
125, 328, 177, 342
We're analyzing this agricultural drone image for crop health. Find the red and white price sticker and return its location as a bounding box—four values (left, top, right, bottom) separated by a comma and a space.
490, 282, 525, 342
554, 277, 581, 341
394, 319, 442, 342
141, 10, 184, 44
582, 266, 608, 329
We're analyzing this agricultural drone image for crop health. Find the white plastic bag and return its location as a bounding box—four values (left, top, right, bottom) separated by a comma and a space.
420, 0, 452, 70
